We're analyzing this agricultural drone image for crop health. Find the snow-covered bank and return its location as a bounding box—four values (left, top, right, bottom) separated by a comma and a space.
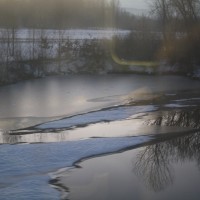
2, 58, 200, 86
0, 28, 200, 85
111, 61, 200, 78
0, 28, 130, 40
34, 105, 156, 130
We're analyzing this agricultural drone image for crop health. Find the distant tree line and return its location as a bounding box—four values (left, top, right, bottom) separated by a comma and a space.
0, 0, 136, 29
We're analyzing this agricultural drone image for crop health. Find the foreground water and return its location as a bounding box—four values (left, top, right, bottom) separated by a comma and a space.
56, 132, 200, 200
0, 75, 200, 199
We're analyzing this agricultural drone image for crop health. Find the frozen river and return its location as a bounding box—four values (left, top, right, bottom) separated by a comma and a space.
0, 74, 200, 199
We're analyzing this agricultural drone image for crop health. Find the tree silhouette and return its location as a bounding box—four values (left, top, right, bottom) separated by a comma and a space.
134, 108, 200, 192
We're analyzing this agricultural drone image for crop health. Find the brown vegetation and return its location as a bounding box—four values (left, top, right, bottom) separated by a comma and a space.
151, 0, 200, 70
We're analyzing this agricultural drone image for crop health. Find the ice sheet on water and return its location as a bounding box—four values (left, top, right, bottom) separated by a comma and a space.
36, 105, 157, 130
0, 136, 151, 200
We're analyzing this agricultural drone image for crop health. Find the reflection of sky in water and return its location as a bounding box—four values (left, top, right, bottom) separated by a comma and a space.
1, 75, 200, 133
0, 119, 148, 144
0, 75, 136, 118
1, 107, 195, 144
1, 75, 200, 119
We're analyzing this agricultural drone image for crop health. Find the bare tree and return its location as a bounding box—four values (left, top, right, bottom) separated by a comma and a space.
151, 0, 172, 40
150, 0, 200, 66
172, 0, 199, 25
151, 0, 200, 32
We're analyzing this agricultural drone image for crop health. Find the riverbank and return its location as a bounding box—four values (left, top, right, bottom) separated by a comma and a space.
0, 28, 199, 86
1, 58, 200, 86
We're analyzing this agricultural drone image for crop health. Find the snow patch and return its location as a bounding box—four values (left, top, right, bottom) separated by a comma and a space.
36, 105, 157, 130
0, 136, 151, 199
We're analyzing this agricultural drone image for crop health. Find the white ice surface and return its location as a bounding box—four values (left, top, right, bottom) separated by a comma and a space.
0, 136, 151, 200
36, 105, 157, 129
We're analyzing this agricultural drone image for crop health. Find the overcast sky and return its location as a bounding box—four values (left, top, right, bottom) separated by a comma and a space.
120, 0, 148, 9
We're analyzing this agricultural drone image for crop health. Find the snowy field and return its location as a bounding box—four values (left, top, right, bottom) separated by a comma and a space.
0, 29, 129, 62
0, 28, 130, 40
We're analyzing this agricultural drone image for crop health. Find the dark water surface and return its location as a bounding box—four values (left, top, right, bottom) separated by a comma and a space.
54, 131, 200, 200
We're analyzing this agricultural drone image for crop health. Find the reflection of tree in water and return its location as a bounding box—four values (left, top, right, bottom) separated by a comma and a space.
134, 143, 174, 192
147, 109, 200, 128
0, 131, 22, 144
135, 109, 200, 192
0, 131, 69, 144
